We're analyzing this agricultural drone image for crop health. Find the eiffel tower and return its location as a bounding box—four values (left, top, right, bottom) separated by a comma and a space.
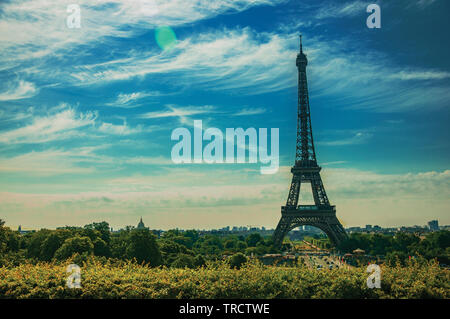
272, 36, 347, 248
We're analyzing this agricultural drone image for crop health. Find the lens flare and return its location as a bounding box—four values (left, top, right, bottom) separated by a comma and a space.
155, 26, 177, 51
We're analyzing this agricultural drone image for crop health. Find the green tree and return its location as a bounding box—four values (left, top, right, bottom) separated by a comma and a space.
93, 238, 111, 257
224, 239, 237, 249
40, 230, 71, 261
110, 229, 131, 259
54, 236, 94, 260
84, 221, 111, 243
0, 219, 8, 253
194, 235, 223, 256
193, 255, 206, 267
390, 232, 419, 253
27, 229, 52, 259
126, 229, 162, 266
159, 239, 194, 266
246, 233, 263, 247
236, 241, 248, 250
171, 254, 195, 268
0, 220, 20, 253
184, 230, 199, 244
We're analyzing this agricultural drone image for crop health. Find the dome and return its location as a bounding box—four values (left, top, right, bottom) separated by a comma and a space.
137, 217, 146, 229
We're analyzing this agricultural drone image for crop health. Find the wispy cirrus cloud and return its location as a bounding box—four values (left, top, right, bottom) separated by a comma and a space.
70, 28, 297, 94
138, 104, 215, 120
0, 148, 98, 175
0, 143, 173, 176
413, 0, 438, 9
233, 107, 267, 116
0, 80, 38, 101
0, 105, 97, 144
322, 161, 348, 166
0, 0, 283, 64
65, 26, 450, 112
389, 70, 450, 80
314, 0, 367, 19
317, 132, 373, 146
0, 103, 151, 144
98, 121, 143, 135
106, 91, 163, 108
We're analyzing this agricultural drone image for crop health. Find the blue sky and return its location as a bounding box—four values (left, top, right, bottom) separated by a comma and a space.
0, 0, 449, 230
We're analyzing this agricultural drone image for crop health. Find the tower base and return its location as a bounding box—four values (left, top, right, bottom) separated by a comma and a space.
273, 205, 347, 248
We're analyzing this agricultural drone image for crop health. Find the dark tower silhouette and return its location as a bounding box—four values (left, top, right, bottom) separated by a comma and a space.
272, 35, 347, 248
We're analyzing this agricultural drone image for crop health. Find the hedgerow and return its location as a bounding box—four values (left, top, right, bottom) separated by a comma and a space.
0, 258, 448, 299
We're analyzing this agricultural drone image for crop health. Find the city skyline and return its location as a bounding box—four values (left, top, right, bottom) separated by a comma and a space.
7, 216, 447, 233
0, 0, 449, 231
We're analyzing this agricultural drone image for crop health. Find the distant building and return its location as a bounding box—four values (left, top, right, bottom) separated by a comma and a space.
428, 220, 439, 231
17, 225, 34, 235
137, 217, 147, 230
346, 226, 363, 233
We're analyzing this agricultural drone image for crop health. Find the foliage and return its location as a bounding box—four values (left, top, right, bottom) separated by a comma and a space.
338, 231, 450, 264
1, 217, 448, 273
246, 233, 263, 247
0, 219, 20, 254
0, 258, 448, 299
229, 253, 247, 269
171, 254, 195, 268
125, 229, 162, 266
54, 236, 94, 261
93, 238, 111, 257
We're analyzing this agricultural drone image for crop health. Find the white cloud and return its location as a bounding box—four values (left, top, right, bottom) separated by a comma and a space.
0, 148, 100, 175
317, 132, 373, 146
315, 1, 367, 19
70, 28, 298, 94
138, 104, 215, 120
322, 161, 348, 166
0, 104, 96, 144
66, 26, 450, 112
106, 91, 163, 108
233, 107, 267, 116
98, 121, 143, 135
414, 0, 438, 9
0, 102, 155, 143
323, 168, 450, 201
0, 80, 38, 101
0, 0, 283, 64
123, 156, 174, 166
389, 70, 450, 80
0, 147, 173, 176
0, 167, 448, 229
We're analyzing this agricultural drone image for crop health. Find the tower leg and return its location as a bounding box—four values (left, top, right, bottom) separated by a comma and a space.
273, 214, 347, 249
273, 215, 293, 247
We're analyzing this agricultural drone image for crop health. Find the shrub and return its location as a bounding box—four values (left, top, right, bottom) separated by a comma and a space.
0, 259, 448, 299
230, 253, 247, 269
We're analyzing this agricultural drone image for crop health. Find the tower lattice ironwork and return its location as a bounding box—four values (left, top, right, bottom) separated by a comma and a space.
272, 36, 348, 248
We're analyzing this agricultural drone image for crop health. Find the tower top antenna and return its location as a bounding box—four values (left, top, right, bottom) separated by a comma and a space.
299, 34, 303, 53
